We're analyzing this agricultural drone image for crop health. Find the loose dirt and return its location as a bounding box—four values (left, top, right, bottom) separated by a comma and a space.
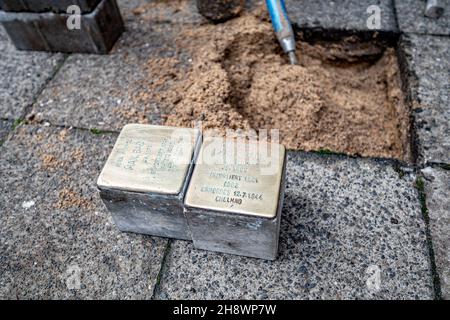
140, 5, 410, 160
55, 187, 92, 210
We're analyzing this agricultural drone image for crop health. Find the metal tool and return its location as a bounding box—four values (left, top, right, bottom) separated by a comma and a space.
265, 0, 297, 65
425, 0, 444, 18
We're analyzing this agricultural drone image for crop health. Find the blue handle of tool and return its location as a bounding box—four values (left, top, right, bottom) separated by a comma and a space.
265, 0, 291, 35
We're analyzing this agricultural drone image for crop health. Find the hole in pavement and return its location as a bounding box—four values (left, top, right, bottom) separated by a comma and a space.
149, 12, 411, 161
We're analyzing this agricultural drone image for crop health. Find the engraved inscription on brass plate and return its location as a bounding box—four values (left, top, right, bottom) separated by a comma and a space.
185, 137, 285, 218
97, 124, 199, 195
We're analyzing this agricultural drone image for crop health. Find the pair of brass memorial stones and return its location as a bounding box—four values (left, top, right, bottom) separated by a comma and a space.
97, 124, 286, 260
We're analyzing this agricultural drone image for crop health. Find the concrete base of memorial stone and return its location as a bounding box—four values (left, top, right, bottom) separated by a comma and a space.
99, 188, 193, 241
0, 0, 102, 13
155, 152, 434, 299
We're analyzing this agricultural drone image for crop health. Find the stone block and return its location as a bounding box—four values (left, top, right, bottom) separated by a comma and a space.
0, 0, 124, 53
184, 137, 286, 260
0, 0, 101, 13
395, 0, 450, 36
97, 124, 201, 240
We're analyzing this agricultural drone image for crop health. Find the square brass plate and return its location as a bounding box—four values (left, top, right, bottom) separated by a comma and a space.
97, 124, 200, 195
185, 137, 285, 218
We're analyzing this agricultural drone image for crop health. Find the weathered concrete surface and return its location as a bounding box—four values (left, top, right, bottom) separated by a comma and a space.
395, 0, 450, 36
196, 0, 244, 23
184, 139, 286, 260
398, 34, 450, 165
155, 152, 433, 299
100, 188, 193, 240
0, 119, 12, 144
422, 167, 450, 299
28, 22, 185, 131
0, 25, 64, 119
0, 0, 101, 13
0, 0, 124, 53
286, 0, 397, 32
0, 125, 167, 299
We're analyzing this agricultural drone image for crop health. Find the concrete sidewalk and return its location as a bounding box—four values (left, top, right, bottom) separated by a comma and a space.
0, 0, 448, 299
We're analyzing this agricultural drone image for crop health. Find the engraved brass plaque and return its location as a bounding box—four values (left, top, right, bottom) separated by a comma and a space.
185, 137, 285, 218
97, 124, 200, 195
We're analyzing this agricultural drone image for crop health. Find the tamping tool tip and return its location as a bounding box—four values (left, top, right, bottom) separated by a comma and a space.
288, 51, 298, 65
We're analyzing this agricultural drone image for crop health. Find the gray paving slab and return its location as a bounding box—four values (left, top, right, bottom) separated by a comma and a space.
0, 125, 167, 299
155, 152, 434, 300
0, 25, 64, 119
398, 34, 450, 165
422, 166, 450, 300
0, 22, 9, 47
286, 0, 397, 32
117, 0, 203, 25
395, 0, 450, 36
25, 1, 203, 130
0, 119, 12, 144
28, 22, 187, 131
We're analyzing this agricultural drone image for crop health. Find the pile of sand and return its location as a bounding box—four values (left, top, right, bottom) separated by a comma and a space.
143, 9, 409, 160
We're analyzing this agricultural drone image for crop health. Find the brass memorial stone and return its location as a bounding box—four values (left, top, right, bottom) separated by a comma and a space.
97, 124, 201, 240
184, 136, 286, 260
